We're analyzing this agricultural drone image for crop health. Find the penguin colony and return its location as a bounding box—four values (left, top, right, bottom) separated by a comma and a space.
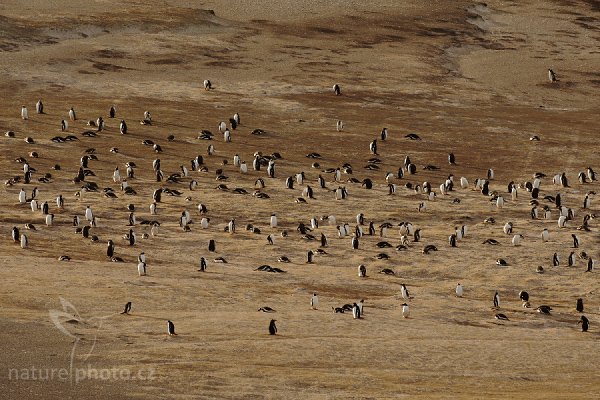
2, 77, 596, 366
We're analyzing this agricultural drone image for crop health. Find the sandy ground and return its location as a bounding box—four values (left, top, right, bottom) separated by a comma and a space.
1, 0, 600, 398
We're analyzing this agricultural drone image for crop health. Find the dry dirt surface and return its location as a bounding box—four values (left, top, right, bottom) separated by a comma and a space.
1, 0, 600, 399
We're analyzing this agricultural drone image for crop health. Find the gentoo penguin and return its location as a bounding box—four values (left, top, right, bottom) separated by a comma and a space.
137, 261, 147, 276
208, 239, 216, 252
73, 216, 80, 227
511, 234, 523, 246
493, 291, 500, 308
401, 284, 411, 300
558, 215, 567, 228
519, 291, 529, 303
270, 214, 277, 228
495, 313, 509, 321
197, 257, 208, 272
240, 162, 248, 173
68, 107, 76, 120
128, 212, 136, 226
352, 303, 361, 319
56, 195, 64, 208
167, 320, 176, 336
320, 233, 328, 248
228, 219, 236, 234
150, 202, 157, 215
548, 69, 557, 82
36, 99, 43, 114
541, 228, 549, 242
107, 240, 115, 258
576, 298, 584, 312
503, 222, 513, 235
449, 234, 457, 247
233, 113, 240, 126
381, 127, 388, 140
369, 139, 377, 155
401, 303, 410, 318
61, 119, 68, 131
333, 84, 341, 95
41, 201, 49, 215
455, 283, 463, 297
151, 189, 162, 203
267, 160, 275, 178
586, 258, 593, 272
18, 188, 26, 204
200, 217, 209, 229
358, 264, 367, 277
46, 214, 54, 226
306, 250, 314, 263
20, 234, 28, 249
203, 79, 212, 90
128, 229, 136, 246
21, 105, 28, 120
119, 120, 127, 134
351, 236, 359, 250
579, 316, 589, 332
268, 319, 277, 335
358, 299, 364, 315
109, 105, 116, 118
587, 167, 596, 181
120, 302, 132, 315
113, 167, 121, 183
569, 252, 576, 267
572, 234, 580, 248
11, 227, 20, 242
496, 196, 504, 208
85, 206, 93, 221
311, 293, 319, 310
552, 252, 560, 267
487, 169, 494, 180
138, 252, 146, 264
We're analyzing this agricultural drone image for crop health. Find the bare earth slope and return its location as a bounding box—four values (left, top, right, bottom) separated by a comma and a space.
1, 0, 600, 398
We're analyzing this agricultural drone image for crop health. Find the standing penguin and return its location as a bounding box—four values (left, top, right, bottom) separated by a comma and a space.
107, 240, 115, 258
576, 298, 584, 312
401, 303, 410, 318
333, 84, 341, 95
358, 264, 367, 277
552, 252, 560, 267
199, 257, 207, 272
493, 291, 500, 308
548, 69, 557, 83
20, 234, 28, 249
455, 283, 463, 297
268, 319, 277, 335
11, 227, 20, 243
36, 99, 44, 114
311, 293, 319, 310
120, 302, 132, 315
270, 214, 277, 228
128, 229, 136, 246
572, 234, 580, 248
68, 107, 76, 120
306, 250, 314, 264
369, 139, 377, 155
267, 160, 275, 178
578, 316, 589, 332
167, 320, 176, 336
21, 106, 28, 120
352, 303, 361, 319
401, 284, 411, 300
119, 120, 127, 134
351, 236, 359, 250
208, 239, 216, 252
137, 261, 146, 276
